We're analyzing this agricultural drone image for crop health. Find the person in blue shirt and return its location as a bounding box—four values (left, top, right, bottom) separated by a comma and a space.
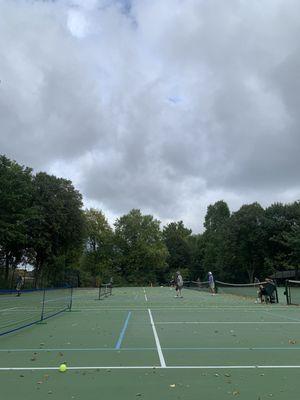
208, 271, 216, 295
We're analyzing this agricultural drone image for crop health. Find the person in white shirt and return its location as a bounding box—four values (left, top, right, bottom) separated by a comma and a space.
175, 271, 183, 298
208, 271, 216, 295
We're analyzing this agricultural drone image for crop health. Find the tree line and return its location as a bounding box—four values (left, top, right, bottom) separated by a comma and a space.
1, 155, 300, 288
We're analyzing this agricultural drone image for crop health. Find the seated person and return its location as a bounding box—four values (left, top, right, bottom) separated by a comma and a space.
258, 278, 276, 303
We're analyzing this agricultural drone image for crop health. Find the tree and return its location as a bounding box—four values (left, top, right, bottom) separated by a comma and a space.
186, 234, 205, 280
226, 203, 266, 282
80, 209, 114, 284
202, 201, 230, 279
114, 209, 168, 284
204, 200, 231, 232
264, 202, 300, 273
29, 172, 84, 285
0, 155, 34, 285
163, 221, 192, 279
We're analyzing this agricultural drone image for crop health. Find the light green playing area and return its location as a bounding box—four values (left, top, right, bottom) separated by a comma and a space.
1, 286, 300, 399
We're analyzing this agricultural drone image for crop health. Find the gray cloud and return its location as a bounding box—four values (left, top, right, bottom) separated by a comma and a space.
1, 0, 300, 231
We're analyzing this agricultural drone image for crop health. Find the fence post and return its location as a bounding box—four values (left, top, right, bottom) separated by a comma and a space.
41, 288, 46, 321
69, 286, 73, 311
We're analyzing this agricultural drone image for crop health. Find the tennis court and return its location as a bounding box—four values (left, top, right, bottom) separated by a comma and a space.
1, 286, 300, 399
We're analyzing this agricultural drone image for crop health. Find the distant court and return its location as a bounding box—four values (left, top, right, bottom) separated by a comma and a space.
1, 286, 300, 399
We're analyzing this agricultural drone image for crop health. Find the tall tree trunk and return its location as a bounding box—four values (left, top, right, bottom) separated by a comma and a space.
247, 268, 254, 283
34, 262, 43, 288
10, 267, 16, 290
4, 252, 10, 284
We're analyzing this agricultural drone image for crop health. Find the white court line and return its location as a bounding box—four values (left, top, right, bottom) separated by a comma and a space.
2, 365, 300, 371
0, 347, 156, 352
3, 307, 295, 313
163, 347, 300, 351
156, 321, 300, 324
148, 309, 166, 368
43, 296, 69, 303
69, 306, 293, 311
2, 346, 300, 353
261, 310, 300, 322
143, 288, 148, 302
0, 307, 17, 312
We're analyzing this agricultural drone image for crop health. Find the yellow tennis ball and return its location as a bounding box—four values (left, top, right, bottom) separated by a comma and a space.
59, 363, 67, 372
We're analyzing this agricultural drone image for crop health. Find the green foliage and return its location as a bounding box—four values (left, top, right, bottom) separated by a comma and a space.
0, 155, 34, 282
0, 155, 85, 288
80, 209, 114, 283
264, 202, 300, 271
29, 172, 84, 284
114, 209, 168, 284
186, 234, 205, 280
2, 155, 300, 288
204, 200, 230, 232
225, 203, 267, 282
202, 201, 230, 279
163, 221, 192, 278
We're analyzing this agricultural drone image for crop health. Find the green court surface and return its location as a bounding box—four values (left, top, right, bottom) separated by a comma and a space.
1, 286, 300, 399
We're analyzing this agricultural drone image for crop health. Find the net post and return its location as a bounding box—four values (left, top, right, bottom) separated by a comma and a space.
69, 286, 73, 311
98, 284, 101, 300
285, 280, 291, 305
215, 281, 218, 294
41, 288, 46, 321
274, 286, 279, 303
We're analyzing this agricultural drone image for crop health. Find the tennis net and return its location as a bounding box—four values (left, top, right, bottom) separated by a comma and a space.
0, 286, 73, 336
215, 281, 262, 298
98, 283, 112, 300
285, 280, 300, 305
184, 281, 211, 292
216, 280, 278, 302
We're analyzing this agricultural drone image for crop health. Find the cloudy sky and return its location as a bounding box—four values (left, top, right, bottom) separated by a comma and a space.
1, 0, 300, 232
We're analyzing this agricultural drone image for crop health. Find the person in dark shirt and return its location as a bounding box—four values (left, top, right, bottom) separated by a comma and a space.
16, 275, 24, 296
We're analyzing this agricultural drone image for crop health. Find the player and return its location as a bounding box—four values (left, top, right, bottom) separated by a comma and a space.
208, 271, 216, 295
174, 271, 183, 298
16, 275, 24, 296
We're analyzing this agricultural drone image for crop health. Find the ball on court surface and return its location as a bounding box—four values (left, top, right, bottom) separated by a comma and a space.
59, 363, 67, 372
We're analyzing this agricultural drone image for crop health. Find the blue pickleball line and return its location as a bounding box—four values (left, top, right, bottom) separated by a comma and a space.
115, 311, 132, 349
